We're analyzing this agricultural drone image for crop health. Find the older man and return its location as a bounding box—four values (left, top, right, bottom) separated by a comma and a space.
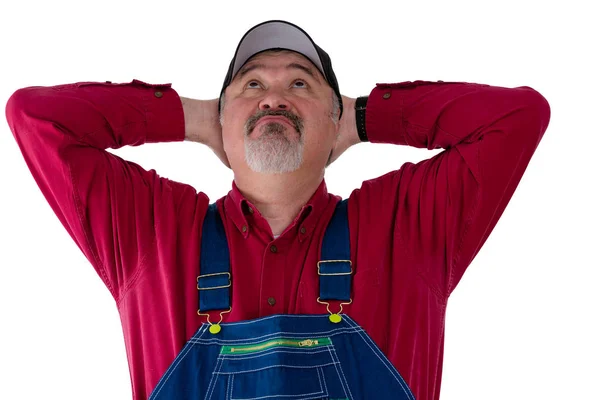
6, 20, 550, 400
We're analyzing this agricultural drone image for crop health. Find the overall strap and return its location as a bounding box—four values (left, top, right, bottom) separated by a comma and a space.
197, 203, 231, 313
319, 199, 352, 302
197, 200, 351, 312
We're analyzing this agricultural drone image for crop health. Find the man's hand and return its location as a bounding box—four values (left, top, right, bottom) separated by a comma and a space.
180, 97, 231, 169
329, 95, 361, 165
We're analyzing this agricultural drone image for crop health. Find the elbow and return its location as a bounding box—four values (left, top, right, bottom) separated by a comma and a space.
6, 85, 65, 144
5, 88, 27, 128
518, 86, 552, 135
5, 86, 41, 134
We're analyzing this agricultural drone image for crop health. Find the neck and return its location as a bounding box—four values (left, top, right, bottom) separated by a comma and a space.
234, 170, 325, 237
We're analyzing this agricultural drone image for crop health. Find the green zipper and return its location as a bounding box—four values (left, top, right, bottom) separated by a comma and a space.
221, 337, 332, 355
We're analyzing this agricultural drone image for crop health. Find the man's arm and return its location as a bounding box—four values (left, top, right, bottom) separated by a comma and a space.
5, 79, 208, 301
349, 80, 551, 297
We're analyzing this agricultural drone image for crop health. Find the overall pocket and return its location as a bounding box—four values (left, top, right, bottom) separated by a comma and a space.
211, 337, 351, 400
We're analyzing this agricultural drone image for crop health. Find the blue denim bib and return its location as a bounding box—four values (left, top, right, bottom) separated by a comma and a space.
149, 200, 415, 400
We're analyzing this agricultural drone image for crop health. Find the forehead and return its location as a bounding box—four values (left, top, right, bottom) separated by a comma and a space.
235, 50, 323, 79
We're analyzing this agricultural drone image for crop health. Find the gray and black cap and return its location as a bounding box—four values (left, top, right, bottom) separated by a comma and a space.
219, 20, 343, 118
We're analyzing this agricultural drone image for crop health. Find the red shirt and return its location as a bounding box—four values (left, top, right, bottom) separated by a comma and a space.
5, 78, 550, 400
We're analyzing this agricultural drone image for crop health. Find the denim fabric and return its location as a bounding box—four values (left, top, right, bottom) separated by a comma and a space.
318, 260, 352, 301
198, 203, 232, 312
318, 200, 352, 302
149, 314, 415, 400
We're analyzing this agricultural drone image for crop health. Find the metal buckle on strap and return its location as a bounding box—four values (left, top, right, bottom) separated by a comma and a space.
317, 297, 353, 324
317, 297, 353, 313
197, 307, 231, 334
196, 272, 231, 290
317, 260, 353, 275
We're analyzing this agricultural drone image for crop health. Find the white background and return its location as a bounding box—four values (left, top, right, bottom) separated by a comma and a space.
1, 1, 598, 399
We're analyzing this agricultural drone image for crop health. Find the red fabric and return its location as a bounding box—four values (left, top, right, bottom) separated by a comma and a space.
6, 78, 551, 400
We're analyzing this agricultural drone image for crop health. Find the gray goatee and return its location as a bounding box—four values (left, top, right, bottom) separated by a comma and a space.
244, 110, 304, 174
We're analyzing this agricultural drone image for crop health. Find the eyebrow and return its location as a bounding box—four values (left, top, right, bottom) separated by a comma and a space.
286, 62, 318, 80
235, 62, 319, 81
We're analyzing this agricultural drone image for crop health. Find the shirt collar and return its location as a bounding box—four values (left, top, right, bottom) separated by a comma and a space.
224, 179, 332, 242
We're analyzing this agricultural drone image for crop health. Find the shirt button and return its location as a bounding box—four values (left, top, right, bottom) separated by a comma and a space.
300, 227, 306, 234
267, 297, 276, 306
270, 245, 278, 253
248, 207, 254, 214
242, 225, 247, 233
154, 91, 163, 98
382, 92, 391, 99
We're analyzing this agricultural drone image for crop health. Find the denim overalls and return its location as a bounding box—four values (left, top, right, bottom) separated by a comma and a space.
149, 200, 415, 399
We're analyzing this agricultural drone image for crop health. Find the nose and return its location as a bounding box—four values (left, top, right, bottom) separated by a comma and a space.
258, 90, 290, 111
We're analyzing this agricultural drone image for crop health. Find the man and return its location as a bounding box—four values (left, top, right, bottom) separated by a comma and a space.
6, 20, 550, 400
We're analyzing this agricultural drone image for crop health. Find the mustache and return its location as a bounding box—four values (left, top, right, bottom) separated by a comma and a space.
245, 110, 304, 135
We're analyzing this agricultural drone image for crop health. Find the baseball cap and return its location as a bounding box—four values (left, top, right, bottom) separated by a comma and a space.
219, 20, 343, 118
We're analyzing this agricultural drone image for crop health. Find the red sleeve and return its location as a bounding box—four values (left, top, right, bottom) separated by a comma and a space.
5, 79, 186, 301
360, 80, 551, 296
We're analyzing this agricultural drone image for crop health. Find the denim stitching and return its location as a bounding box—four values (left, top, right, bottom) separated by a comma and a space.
149, 324, 208, 399
232, 391, 325, 400
345, 318, 415, 400
318, 366, 328, 397
190, 326, 359, 342
221, 347, 332, 360
328, 346, 355, 400
189, 327, 361, 345
326, 345, 351, 400
190, 328, 361, 345
215, 362, 338, 375
346, 318, 410, 392
155, 316, 413, 399
196, 324, 210, 339
316, 367, 322, 393
226, 374, 231, 400
205, 354, 226, 400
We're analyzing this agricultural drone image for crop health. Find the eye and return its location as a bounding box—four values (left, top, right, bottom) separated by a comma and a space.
246, 80, 262, 89
292, 79, 307, 88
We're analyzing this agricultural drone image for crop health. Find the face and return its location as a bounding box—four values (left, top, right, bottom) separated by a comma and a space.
220, 50, 340, 174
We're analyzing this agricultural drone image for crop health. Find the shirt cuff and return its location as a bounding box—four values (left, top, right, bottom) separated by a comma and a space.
131, 79, 186, 144
364, 84, 408, 146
